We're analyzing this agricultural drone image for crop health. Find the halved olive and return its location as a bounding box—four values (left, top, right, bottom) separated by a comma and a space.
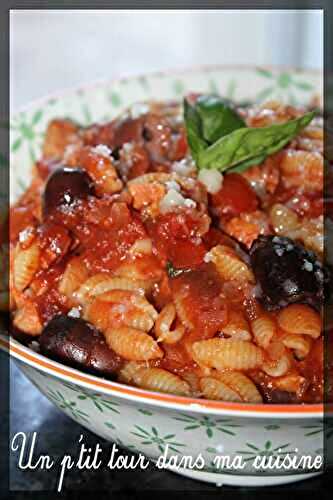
42, 166, 95, 220
39, 315, 123, 378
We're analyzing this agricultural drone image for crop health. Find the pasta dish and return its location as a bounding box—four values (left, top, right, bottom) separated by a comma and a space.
9, 95, 328, 404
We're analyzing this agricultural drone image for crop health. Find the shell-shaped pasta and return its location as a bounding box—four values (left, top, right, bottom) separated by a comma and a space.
275, 374, 307, 395
216, 371, 263, 403
282, 334, 312, 360
222, 310, 251, 341
91, 290, 158, 322
224, 211, 270, 249
95, 161, 123, 194
173, 293, 194, 330
181, 371, 202, 398
104, 327, 163, 361
262, 355, 291, 377
277, 304, 321, 338
296, 216, 323, 256
114, 256, 162, 285
118, 361, 147, 383
270, 204, 323, 256
270, 204, 299, 234
84, 291, 157, 333
74, 274, 149, 304
159, 327, 185, 345
200, 377, 242, 402
43, 118, 80, 158
241, 160, 280, 195
129, 238, 153, 256
13, 301, 42, 336
251, 315, 276, 349
129, 182, 166, 212
192, 339, 263, 370
132, 367, 191, 396
67, 146, 123, 195
83, 298, 110, 331
296, 136, 323, 153
128, 172, 179, 186
280, 150, 323, 192
129, 310, 155, 332
58, 258, 89, 299
301, 125, 323, 141
13, 241, 40, 291
128, 171, 196, 194
74, 273, 110, 304
129, 293, 159, 321
154, 303, 185, 344
209, 245, 254, 283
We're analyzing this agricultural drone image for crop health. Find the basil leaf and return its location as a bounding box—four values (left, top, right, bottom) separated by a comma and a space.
198, 111, 315, 171
195, 95, 246, 144
229, 154, 267, 173
183, 94, 315, 175
183, 98, 208, 163
183, 95, 245, 163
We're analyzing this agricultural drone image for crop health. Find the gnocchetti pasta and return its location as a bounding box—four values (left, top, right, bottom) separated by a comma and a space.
9, 95, 330, 404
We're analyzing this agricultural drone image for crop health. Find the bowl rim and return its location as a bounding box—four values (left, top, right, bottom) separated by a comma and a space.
11, 63, 322, 115
3, 336, 323, 418
9, 65, 323, 419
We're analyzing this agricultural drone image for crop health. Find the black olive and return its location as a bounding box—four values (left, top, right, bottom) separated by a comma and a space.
250, 235, 330, 310
261, 387, 301, 404
39, 315, 123, 378
42, 166, 95, 220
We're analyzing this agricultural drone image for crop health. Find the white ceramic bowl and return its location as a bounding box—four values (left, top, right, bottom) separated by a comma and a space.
6, 66, 324, 487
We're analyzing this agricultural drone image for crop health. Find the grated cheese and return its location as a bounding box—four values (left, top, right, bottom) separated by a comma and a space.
303, 260, 313, 272
92, 144, 112, 158
198, 168, 223, 194
68, 307, 81, 318
165, 180, 181, 192
184, 198, 196, 208
159, 189, 186, 213
171, 157, 196, 177
203, 251, 212, 263
159, 188, 196, 214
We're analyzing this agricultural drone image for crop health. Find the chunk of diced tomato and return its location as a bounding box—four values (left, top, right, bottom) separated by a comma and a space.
211, 173, 258, 217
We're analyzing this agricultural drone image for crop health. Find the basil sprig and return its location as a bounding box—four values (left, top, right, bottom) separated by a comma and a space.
183, 98, 208, 163
200, 111, 315, 171
184, 95, 315, 172
194, 95, 246, 144
184, 95, 245, 163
